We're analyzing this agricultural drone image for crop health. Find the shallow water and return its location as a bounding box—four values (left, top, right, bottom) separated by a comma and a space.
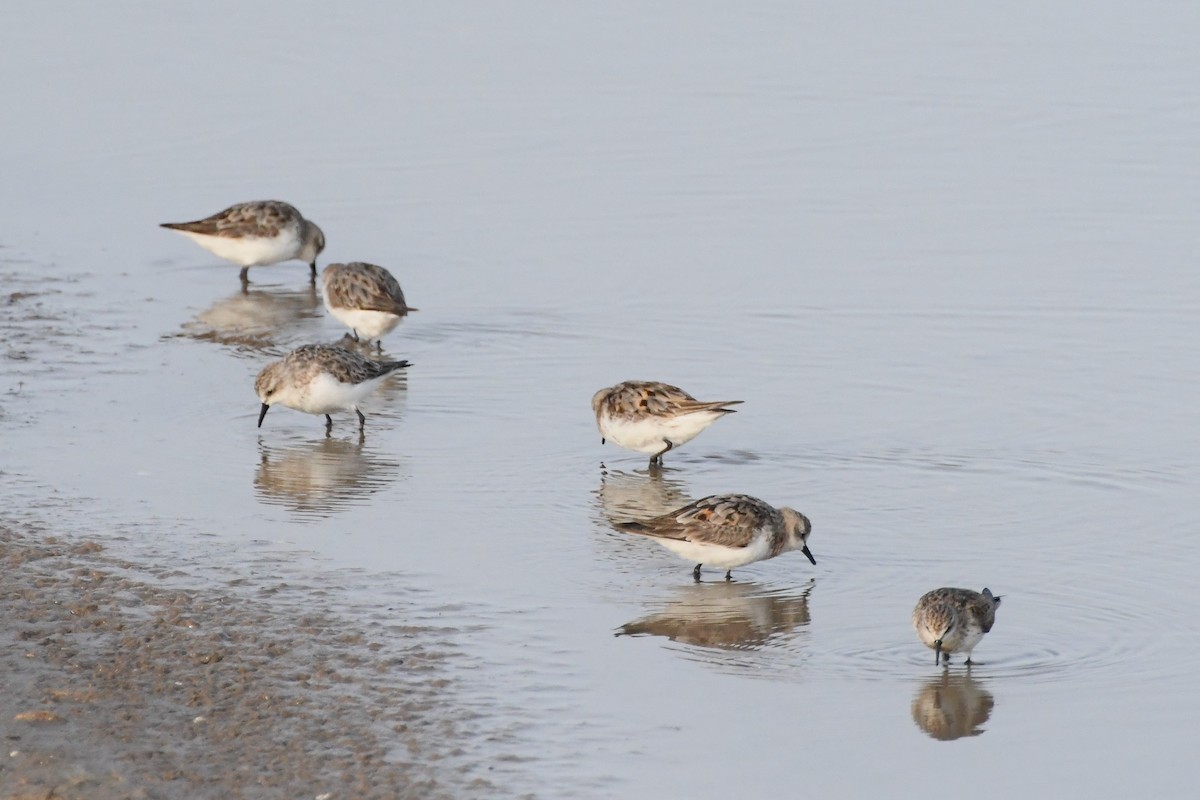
3, 2, 1200, 797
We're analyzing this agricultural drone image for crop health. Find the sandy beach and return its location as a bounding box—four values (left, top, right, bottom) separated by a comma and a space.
0, 522, 491, 800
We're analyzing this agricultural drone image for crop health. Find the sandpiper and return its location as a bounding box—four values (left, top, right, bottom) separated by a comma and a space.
591, 381, 741, 467
255, 344, 409, 433
615, 493, 814, 581
912, 587, 1001, 666
321, 262, 416, 347
161, 200, 325, 282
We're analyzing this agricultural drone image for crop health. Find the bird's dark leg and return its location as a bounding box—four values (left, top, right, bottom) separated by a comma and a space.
649, 440, 674, 468
375, 340, 383, 354
692, 564, 702, 582
725, 570, 733, 581
239, 266, 251, 284
309, 261, 317, 280
351, 329, 360, 342
356, 409, 367, 431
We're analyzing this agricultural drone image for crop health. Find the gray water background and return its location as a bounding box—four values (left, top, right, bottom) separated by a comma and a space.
2, 2, 1199, 797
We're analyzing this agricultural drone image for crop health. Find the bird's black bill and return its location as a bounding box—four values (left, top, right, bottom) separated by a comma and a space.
934, 640, 943, 666
802, 545, 816, 565
257, 403, 270, 428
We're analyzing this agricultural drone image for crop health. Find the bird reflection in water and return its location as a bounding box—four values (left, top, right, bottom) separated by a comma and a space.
254, 436, 403, 518
910, 673, 995, 741
179, 282, 321, 350
596, 464, 695, 526
617, 580, 813, 651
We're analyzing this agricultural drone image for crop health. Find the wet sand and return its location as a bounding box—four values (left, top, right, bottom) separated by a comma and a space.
0, 521, 490, 800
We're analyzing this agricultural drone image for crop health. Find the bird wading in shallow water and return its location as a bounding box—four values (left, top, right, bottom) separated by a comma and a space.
255, 344, 409, 434
616, 493, 815, 581
161, 200, 325, 282
591, 381, 742, 468
321, 262, 416, 349
912, 587, 1001, 666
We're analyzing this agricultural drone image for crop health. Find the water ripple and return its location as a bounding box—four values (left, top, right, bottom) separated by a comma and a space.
816, 576, 1168, 686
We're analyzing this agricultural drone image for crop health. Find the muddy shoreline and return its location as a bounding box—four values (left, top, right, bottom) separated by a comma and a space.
0, 521, 494, 800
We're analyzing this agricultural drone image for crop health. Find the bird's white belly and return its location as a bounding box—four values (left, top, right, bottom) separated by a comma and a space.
291, 373, 380, 415
601, 412, 719, 454
327, 307, 402, 339
655, 533, 772, 569
180, 231, 298, 267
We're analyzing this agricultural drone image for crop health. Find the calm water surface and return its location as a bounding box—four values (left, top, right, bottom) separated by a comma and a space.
2, 2, 1199, 797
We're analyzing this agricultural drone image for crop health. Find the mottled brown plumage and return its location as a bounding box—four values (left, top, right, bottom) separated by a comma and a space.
912, 587, 1001, 666
160, 200, 326, 281
320, 262, 416, 348
323, 262, 415, 315
163, 200, 301, 239
256, 344, 407, 391
591, 381, 741, 421
616, 493, 815, 580
591, 381, 742, 466
255, 344, 410, 432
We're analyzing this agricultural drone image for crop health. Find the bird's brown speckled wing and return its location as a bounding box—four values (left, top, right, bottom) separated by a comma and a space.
600, 381, 742, 419
323, 262, 411, 314
285, 344, 409, 383
916, 588, 999, 632
162, 200, 300, 239
618, 494, 774, 548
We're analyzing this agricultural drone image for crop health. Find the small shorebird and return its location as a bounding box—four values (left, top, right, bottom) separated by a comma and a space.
160, 200, 326, 282
591, 381, 742, 467
615, 493, 815, 581
912, 588, 1001, 666
255, 344, 409, 433
321, 262, 416, 348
